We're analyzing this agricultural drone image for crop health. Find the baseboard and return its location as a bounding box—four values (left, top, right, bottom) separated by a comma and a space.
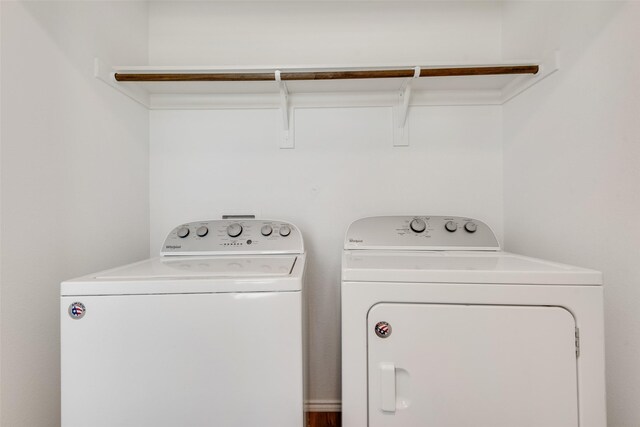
305, 399, 342, 413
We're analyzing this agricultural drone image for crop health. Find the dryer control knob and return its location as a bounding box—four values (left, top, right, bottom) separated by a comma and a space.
445, 221, 458, 232
227, 223, 243, 238
261, 225, 273, 236
177, 227, 190, 238
279, 225, 291, 237
465, 222, 478, 233
410, 219, 426, 233
196, 226, 209, 237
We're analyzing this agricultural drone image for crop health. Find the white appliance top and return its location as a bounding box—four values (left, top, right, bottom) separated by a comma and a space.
61, 219, 306, 296
343, 216, 601, 285
62, 255, 305, 295
95, 256, 297, 280
342, 251, 601, 285
344, 216, 500, 251
161, 219, 304, 256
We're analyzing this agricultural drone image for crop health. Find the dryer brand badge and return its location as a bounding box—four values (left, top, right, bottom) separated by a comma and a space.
375, 321, 392, 338
68, 302, 86, 320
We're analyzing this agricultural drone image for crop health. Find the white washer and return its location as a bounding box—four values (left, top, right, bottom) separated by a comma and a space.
342, 216, 606, 427
61, 219, 306, 427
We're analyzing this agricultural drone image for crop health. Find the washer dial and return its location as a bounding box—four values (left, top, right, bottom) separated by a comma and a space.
410, 219, 426, 233
465, 222, 478, 233
227, 223, 243, 238
261, 225, 273, 236
196, 226, 208, 237
445, 221, 458, 232
279, 225, 291, 237
177, 227, 190, 238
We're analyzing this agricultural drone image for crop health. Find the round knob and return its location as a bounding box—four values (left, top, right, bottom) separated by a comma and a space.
279, 225, 291, 237
227, 223, 243, 238
177, 227, 190, 238
410, 219, 426, 233
196, 226, 208, 237
464, 222, 478, 233
261, 225, 273, 236
445, 221, 458, 232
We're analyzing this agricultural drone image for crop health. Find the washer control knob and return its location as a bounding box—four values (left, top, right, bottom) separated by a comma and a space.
279, 225, 291, 237
196, 226, 209, 237
464, 222, 478, 233
410, 219, 426, 233
177, 227, 190, 238
445, 221, 458, 232
227, 223, 243, 238
261, 225, 273, 236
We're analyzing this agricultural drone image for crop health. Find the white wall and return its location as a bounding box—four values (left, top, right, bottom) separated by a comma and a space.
502, 2, 640, 426
149, 1, 502, 66
0, 2, 3, 421
0, 2, 149, 426
149, 1, 504, 403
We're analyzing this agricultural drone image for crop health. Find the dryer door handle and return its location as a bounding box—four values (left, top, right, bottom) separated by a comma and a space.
380, 363, 396, 412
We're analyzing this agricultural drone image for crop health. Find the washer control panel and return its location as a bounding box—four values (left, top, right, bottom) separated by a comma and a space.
344, 216, 500, 251
162, 219, 304, 255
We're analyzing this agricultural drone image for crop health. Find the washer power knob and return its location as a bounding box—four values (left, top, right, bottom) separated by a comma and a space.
227, 223, 243, 238
177, 227, 190, 238
196, 226, 209, 237
465, 222, 478, 233
279, 225, 291, 237
261, 225, 273, 236
445, 221, 458, 232
410, 219, 426, 233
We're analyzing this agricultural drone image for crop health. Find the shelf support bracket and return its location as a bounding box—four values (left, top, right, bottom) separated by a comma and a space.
393, 66, 420, 147
276, 70, 295, 149
93, 58, 150, 108
501, 51, 560, 103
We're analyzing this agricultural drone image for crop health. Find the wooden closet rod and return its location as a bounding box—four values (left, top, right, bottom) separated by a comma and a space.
114, 65, 539, 82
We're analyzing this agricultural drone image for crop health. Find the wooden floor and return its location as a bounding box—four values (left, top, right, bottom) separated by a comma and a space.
307, 412, 341, 427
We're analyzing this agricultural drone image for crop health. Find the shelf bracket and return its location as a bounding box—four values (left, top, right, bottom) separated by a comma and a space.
94, 58, 149, 108
501, 51, 560, 103
393, 66, 420, 147
275, 70, 295, 149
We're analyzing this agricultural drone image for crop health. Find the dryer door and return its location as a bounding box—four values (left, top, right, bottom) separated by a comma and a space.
368, 304, 578, 427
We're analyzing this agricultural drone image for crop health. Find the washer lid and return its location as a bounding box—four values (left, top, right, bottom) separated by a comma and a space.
342, 251, 602, 285
96, 256, 297, 280
61, 255, 304, 296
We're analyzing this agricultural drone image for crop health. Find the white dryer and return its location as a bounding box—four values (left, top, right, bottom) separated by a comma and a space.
341, 216, 605, 427
61, 219, 306, 427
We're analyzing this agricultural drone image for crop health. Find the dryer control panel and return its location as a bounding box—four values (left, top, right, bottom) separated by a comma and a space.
344, 216, 500, 251
162, 219, 304, 256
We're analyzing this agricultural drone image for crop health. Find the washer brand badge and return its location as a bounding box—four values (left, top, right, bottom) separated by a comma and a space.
69, 302, 86, 320
375, 321, 392, 338
349, 238, 363, 243
165, 245, 181, 250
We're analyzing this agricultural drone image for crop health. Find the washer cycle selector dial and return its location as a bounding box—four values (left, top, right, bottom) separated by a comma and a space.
464, 222, 478, 233
227, 223, 243, 238
445, 221, 458, 232
410, 219, 426, 233
177, 227, 190, 238
196, 226, 208, 237
261, 225, 273, 236
279, 225, 291, 237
